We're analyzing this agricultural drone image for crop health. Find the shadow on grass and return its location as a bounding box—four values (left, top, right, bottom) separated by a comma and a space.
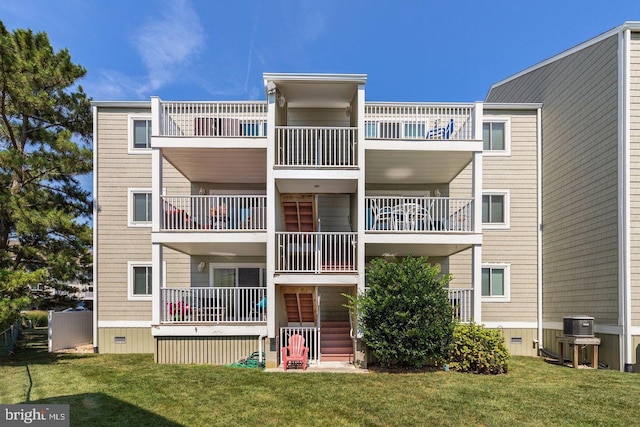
27, 393, 183, 427
0, 327, 92, 367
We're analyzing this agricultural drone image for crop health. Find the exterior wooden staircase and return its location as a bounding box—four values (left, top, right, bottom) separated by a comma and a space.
320, 321, 353, 362
283, 291, 315, 324
283, 199, 315, 232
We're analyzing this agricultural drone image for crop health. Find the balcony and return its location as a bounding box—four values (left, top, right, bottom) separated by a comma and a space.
161, 195, 266, 231
275, 126, 358, 167
364, 103, 475, 141
158, 101, 268, 137
365, 196, 474, 233
276, 232, 357, 273
161, 287, 266, 323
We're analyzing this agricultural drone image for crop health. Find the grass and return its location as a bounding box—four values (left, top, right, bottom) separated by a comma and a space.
1, 329, 640, 427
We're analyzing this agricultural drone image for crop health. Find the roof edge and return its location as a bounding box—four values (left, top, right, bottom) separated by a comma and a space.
91, 101, 151, 108
489, 21, 640, 94
263, 73, 368, 86
483, 102, 543, 110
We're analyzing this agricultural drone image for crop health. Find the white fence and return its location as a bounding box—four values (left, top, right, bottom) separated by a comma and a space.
48, 310, 93, 352
366, 196, 474, 232
162, 195, 267, 231
280, 326, 320, 364
276, 232, 357, 273
159, 101, 268, 137
275, 126, 358, 167
161, 287, 266, 323
364, 103, 475, 140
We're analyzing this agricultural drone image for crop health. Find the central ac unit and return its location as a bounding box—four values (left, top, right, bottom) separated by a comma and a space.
563, 316, 594, 337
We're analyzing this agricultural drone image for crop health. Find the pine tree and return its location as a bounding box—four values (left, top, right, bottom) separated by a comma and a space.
0, 21, 92, 328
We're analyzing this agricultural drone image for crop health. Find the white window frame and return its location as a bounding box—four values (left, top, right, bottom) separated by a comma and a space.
128, 188, 153, 227
482, 190, 510, 230
128, 114, 152, 153
482, 117, 511, 156
127, 261, 166, 301
481, 263, 510, 302
208, 263, 267, 287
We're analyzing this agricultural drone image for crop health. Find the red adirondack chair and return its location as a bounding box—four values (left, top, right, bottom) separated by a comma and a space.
281, 334, 309, 371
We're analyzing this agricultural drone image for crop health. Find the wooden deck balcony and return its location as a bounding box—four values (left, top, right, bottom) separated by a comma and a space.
161, 195, 267, 231
364, 103, 476, 141
276, 232, 358, 273
365, 196, 474, 233
161, 287, 266, 323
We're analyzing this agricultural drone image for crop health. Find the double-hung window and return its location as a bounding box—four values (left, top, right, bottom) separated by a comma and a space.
128, 262, 152, 300
482, 190, 510, 229
128, 188, 152, 227
481, 264, 510, 301
483, 118, 510, 156
128, 114, 152, 153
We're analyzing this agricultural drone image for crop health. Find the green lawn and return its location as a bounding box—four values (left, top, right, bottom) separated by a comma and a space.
1, 328, 639, 427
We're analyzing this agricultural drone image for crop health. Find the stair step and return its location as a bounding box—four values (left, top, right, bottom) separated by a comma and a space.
321, 346, 353, 354
321, 354, 352, 362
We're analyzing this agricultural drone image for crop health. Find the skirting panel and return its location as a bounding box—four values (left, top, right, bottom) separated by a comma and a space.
98, 328, 154, 354
155, 335, 262, 364
494, 328, 537, 357
543, 328, 620, 370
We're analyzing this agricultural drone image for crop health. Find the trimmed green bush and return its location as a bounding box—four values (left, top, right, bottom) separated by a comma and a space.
346, 256, 454, 369
22, 310, 49, 327
448, 321, 510, 374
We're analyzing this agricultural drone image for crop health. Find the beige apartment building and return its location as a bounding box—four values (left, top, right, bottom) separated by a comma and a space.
91, 22, 640, 371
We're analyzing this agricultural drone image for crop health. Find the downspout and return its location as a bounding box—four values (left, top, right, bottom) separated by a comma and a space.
92, 105, 99, 353
258, 333, 267, 364
536, 106, 543, 355
620, 28, 633, 372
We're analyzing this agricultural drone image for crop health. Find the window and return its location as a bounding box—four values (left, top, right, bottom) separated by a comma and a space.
482, 191, 510, 229
482, 118, 510, 155
128, 188, 152, 227
209, 264, 266, 287
128, 114, 152, 153
128, 262, 152, 300
404, 123, 426, 139
365, 121, 378, 138
481, 264, 510, 301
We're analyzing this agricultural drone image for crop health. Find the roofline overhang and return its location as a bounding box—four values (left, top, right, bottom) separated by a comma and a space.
263, 73, 367, 91
483, 102, 543, 110
91, 101, 151, 108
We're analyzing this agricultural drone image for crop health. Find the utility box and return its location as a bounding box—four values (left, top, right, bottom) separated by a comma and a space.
563, 316, 594, 337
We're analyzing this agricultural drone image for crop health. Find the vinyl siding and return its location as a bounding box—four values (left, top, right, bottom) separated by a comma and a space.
96, 108, 191, 322
449, 110, 539, 323
488, 34, 620, 326
629, 33, 640, 325
497, 328, 537, 357
98, 327, 154, 353
155, 336, 264, 364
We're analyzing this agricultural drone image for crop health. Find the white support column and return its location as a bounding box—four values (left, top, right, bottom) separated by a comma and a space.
357, 83, 366, 295
472, 244, 482, 323
472, 150, 483, 234
265, 85, 277, 339
152, 243, 163, 325
151, 148, 163, 232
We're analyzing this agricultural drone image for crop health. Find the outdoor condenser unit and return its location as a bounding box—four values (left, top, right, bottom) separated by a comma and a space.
562, 316, 594, 337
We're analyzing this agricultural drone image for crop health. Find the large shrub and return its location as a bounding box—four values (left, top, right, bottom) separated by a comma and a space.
347, 256, 454, 368
448, 321, 510, 374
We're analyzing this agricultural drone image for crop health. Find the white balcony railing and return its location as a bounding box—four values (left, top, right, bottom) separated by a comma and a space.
364, 103, 475, 140
280, 327, 320, 364
161, 195, 266, 231
161, 287, 266, 323
276, 232, 357, 273
365, 196, 474, 232
275, 126, 358, 167
448, 288, 472, 322
159, 101, 268, 137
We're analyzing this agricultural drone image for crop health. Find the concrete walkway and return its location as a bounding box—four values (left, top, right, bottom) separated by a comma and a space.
265, 361, 369, 373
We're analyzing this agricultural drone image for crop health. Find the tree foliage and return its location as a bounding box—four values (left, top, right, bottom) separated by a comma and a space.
0, 20, 92, 328
347, 256, 454, 368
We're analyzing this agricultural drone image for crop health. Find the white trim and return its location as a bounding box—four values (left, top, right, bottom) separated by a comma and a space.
128, 187, 153, 227
127, 113, 152, 154
536, 106, 543, 351
482, 322, 537, 329
489, 23, 640, 92
483, 103, 543, 110
127, 261, 165, 301
91, 101, 151, 108
481, 263, 510, 302
482, 116, 511, 157
92, 105, 99, 352
98, 320, 152, 328
482, 190, 510, 229
151, 324, 267, 336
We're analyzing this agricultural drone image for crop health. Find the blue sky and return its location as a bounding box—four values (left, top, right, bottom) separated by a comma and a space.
2, 0, 640, 103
